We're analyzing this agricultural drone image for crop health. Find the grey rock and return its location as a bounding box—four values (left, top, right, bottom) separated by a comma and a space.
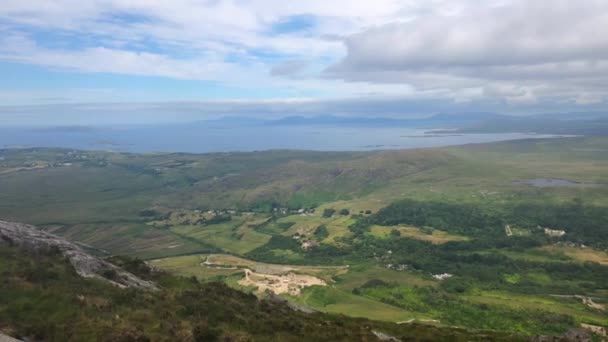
0, 220, 156, 290
0, 332, 23, 342
372, 330, 401, 342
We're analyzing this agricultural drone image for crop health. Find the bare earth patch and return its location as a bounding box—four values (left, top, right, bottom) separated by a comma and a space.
238, 269, 326, 296
581, 323, 607, 337
541, 245, 608, 266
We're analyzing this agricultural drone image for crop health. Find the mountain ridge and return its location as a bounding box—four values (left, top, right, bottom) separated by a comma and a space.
0, 220, 156, 290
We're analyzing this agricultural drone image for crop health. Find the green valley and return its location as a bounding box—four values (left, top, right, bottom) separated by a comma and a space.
1, 136, 607, 338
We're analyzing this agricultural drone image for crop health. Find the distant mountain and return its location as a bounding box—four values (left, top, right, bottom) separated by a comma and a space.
268, 113, 516, 128
426, 112, 511, 123
267, 115, 415, 127
531, 111, 608, 121
194, 112, 608, 135
203, 113, 515, 128
195, 116, 268, 127
456, 118, 608, 136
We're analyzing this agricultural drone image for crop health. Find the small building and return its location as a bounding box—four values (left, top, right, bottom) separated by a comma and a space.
433, 273, 453, 280
396, 264, 408, 271
544, 228, 566, 237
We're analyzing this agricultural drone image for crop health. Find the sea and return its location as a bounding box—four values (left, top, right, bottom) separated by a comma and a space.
0, 124, 561, 153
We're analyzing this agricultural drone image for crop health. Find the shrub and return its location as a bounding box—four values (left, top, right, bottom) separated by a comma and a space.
322, 208, 336, 218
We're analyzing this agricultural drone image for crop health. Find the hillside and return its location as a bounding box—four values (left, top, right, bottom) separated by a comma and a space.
0, 137, 607, 338
1, 137, 606, 257
0, 220, 526, 341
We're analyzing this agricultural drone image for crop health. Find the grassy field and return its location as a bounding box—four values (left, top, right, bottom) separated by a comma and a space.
369, 225, 469, 244
1, 137, 607, 336
170, 220, 272, 255
275, 213, 355, 244
462, 291, 608, 327
150, 254, 242, 280
291, 286, 425, 322
333, 264, 438, 291
2, 137, 607, 257
540, 245, 608, 266
153, 253, 348, 281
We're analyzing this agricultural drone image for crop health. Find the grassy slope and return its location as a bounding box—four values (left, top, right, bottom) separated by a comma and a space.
1, 137, 607, 256
1, 138, 607, 336
2, 245, 526, 341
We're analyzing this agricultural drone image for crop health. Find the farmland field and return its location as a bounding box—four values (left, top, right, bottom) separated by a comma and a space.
1, 137, 607, 336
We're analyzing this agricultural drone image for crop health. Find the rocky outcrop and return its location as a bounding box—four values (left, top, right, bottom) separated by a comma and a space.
0, 332, 22, 342
0, 220, 156, 290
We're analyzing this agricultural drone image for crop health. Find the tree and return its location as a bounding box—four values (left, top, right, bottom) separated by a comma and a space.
322, 208, 336, 218
314, 225, 329, 240
339, 209, 350, 216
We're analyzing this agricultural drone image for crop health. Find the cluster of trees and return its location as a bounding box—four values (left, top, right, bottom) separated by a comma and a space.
367, 198, 608, 248
508, 200, 608, 248
368, 199, 505, 237
241, 196, 608, 334
322, 208, 351, 218
314, 225, 329, 240
245, 196, 608, 297
338, 225, 608, 293
322, 208, 336, 217
246, 203, 608, 296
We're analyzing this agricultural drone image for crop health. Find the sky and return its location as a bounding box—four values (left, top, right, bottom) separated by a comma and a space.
0, 0, 607, 125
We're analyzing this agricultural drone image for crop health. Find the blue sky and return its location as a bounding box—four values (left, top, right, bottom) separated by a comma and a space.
0, 1, 606, 125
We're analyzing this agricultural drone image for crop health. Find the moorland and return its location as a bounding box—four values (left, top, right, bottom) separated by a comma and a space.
1, 136, 607, 338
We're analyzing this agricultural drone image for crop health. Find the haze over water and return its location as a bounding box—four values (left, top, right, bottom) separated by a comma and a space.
0, 125, 559, 153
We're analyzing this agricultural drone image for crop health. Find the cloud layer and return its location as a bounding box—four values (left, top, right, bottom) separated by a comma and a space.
0, 0, 606, 123
327, 0, 608, 105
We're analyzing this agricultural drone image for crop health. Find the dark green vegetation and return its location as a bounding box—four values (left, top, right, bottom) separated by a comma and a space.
367, 199, 608, 248
322, 208, 336, 218
1, 136, 607, 338
356, 283, 574, 333
1, 246, 526, 341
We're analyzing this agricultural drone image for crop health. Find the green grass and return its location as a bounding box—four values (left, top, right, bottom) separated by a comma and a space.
480, 248, 573, 264
291, 286, 422, 322
153, 253, 347, 282
462, 291, 608, 327
274, 213, 354, 244
369, 225, 469, 244
540, 245, 608, 266
2, 137, 608, 258
334, 265, 437, 291
150, 255, 241, 280
358, 284, 578, 335
171, 220, 272, 255
5, 245, 509, 341
1, 138, 608, 336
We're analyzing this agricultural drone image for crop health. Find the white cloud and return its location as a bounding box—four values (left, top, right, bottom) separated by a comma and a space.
575, 93, 604, 105
333, 1, 608, 68
0, 0, 606, 110
327, 0, 608, 104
